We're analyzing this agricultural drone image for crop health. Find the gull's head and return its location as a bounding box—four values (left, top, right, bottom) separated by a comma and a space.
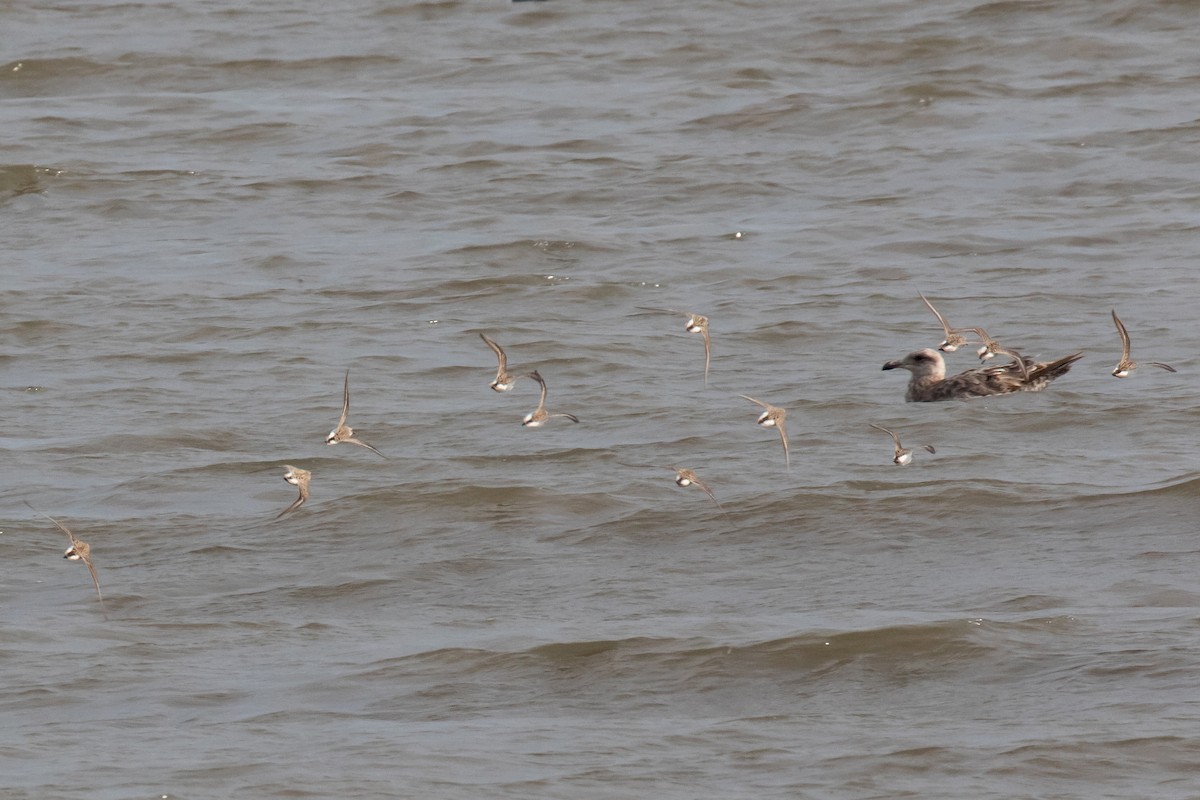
325, 429, 340, 444
894, 450, 913, 466
756, 412, 775, 427
64, 545, 82, 561
675, 474, 692, 487
882, 348, 945, 380
490, 379, 511, 392
283, 466, 302, 485
522, 413, 542, 427
685, 316, 705, 333
1112, 366, 1129, 378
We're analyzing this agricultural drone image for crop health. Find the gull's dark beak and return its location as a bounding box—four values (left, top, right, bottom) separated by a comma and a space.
882, 360, 900, 371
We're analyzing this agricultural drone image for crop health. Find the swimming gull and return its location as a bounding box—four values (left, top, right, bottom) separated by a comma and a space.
882, 348, 1083, 402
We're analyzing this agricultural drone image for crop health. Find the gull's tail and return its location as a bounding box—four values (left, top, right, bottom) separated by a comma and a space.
1027, 351, 1084, 387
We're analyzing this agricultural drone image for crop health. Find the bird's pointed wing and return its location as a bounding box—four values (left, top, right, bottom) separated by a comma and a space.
275, 493, 307, 519
1111, 310, 1131, 361
480, 333, 507, 371
338, 370, 351, 428
870, 423, 902, 449
347, 437, 388, 459
920, 292, 953, 336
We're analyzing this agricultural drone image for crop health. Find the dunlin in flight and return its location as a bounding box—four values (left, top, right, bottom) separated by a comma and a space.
972, 337, 1032, 380
326, 370, 388, 458
276, 465, 311, 519
669, 466, 725, 511
24, 501, 104, 611
966, 326, 1007, 363
1111, 309, 1176, 378
739, 394, 789, 467
522, 370, 579, 426
640, 308, 712, 384
479, 333, 524, 392
869, 424, 935, 465
682, 312, 712, 384
882, 347, 1083, 402
919, 292, 974, 353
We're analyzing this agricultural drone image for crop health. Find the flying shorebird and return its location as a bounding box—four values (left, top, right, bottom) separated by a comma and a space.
919, 293, 975, 353
965, 326, 1008, 363
1111, 309, 1177, 378
24, 501, 104, 611
639, 308, 712, 384
882, 347, 1083, 402
739, 394, 789, 467
479, 333, 524, 392
668, 466, 725, 511
325, 370, 388, 458
869, 424, 935, 465
275, 465, 311, 519
972, 336, 1031, 380
522, 370, 579, 426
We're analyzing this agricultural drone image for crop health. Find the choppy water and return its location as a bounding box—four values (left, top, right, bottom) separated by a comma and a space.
4, 1, 1200, 797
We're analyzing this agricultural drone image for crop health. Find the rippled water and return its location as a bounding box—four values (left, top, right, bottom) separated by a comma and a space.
4, 1, 1200, 797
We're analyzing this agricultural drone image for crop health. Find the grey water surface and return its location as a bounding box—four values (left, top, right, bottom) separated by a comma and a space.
3, 1, 1200, 798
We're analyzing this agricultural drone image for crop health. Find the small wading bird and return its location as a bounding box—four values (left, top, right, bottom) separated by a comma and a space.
882, 348, 1083, 402
966, 332, 1031, 380
639, 308, 712, 384
479, 333, 524, 392
668, 466, 725, 511
966, 326, 1009, 364
276, 465, 311, 519
739, 394, 789, 468
869, 424, 935, 466
326, 370, 388, 458
522, 370, 579, 426
24, 501, 105, 613
919, 292, 975, 353
1111, 309, 1176, 378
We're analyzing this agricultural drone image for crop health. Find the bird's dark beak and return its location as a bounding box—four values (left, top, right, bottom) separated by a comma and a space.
882, 360, 899, 371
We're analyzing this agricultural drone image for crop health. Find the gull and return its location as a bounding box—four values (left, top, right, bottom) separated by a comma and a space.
479, 333, 524, 392
276, 465, 311, 519
739, 394, 789, 467
1111, 309, 1176, 378
325, 370, 388, 458
882, 347, 1083, 402
639, 307, 712, 384
919, 292, 975, 353
668, 466, 725, 511
522, 370, 579, 426
869, 424, 935, 465
24, 501, 105, 612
